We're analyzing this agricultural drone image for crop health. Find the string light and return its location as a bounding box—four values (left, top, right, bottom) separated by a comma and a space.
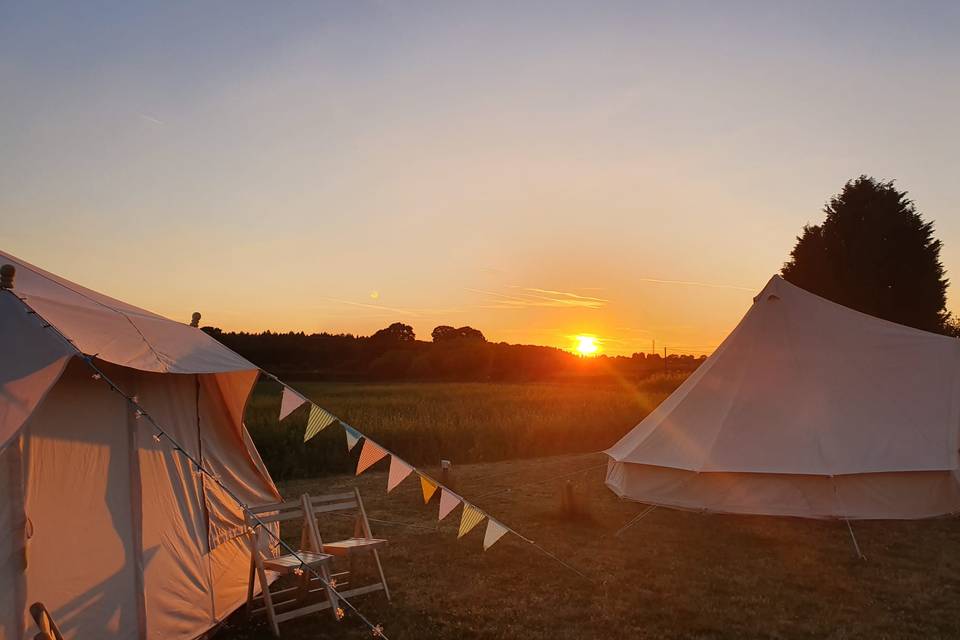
335, 607, 345, 621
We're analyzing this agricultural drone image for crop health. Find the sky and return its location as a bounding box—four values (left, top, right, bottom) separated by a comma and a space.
2, 1, 959, 356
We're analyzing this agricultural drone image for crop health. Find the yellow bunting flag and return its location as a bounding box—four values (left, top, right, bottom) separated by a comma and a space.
386, 456, 413, 492
483, 518, 509, 550
458, 504, 486, 539
420, 475, 438, 504
303, 405, 337, 442
438, 488, 461, 521
356, 440, 388, 475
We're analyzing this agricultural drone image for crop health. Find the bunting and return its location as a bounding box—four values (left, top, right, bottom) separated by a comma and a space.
387, 456, 413, 492
356, 440, 389, 475
458, 503, 486, 538
420, 474, 438, 504
278, 387, 307, 422
483, 519, 509, 550
343, 424, 362, 451
304, 404, 338, 442
438, 488, 461, 521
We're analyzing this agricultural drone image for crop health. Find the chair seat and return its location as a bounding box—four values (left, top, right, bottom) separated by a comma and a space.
323, 537, 388, 556
263, 550, 333, 574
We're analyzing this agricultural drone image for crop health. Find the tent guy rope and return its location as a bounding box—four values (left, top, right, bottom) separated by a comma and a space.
1, 286, 390, 639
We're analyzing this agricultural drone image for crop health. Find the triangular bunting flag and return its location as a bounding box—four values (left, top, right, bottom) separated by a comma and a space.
356, 440, 388, 475
438, 488, 461, 521
483, 518, 509, 550
387, 456, 413, 492
420, 475, 438, 504
343, 424, 362, 451
458, 503, 486, 539
303, 404, 338, 442
278, 387, 307, 422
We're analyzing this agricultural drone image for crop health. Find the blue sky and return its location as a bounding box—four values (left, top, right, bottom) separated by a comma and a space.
3, 1, 959, 354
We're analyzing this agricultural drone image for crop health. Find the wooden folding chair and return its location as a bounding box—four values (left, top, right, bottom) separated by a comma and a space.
29, 603, 64, 640
245, 496, 339, 637
303, 488, 390, 602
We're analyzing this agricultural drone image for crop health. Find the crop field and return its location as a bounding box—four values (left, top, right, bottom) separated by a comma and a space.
244, 374, 687, 481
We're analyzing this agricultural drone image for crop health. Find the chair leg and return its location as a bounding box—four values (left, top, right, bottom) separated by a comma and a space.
371, 549, 391, 602
245, 554, 256, 617
255, 560, 280, 637
321, 563, 339, 620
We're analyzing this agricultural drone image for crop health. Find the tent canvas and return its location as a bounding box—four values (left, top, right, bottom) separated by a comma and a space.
606, 275, 960, 519
0, 250, 281, 639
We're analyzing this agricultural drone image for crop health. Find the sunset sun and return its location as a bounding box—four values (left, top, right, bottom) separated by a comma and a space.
574, 335, 600, 356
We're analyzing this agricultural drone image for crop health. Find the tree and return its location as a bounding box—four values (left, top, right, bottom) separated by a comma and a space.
782, 176, 949, 333
371, 322, 416, 343
431, 325, 486, 342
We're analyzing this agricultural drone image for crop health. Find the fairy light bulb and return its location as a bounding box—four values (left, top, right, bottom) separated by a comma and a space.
91, 373, 102, 380
152, 433, 162, 443
293, 566, 304, 577
335, 607, 344, 621
329, 577, 337, 588
372, 624, 384, 637
135, 409, 145, 420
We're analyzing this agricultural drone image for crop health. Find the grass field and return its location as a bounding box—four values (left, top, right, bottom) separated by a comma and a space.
216, 453, 960, 639
244, 375, 685, 481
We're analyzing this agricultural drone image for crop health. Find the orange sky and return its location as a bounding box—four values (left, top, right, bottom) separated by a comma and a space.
3, 3, 960, 356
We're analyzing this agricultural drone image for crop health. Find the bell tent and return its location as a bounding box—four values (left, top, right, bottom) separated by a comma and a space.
606, 275, 960, 520
0, 249, 280, 639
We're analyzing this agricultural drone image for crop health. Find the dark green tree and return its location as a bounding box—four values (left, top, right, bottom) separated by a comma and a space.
371, 322, 416, 342
782, 176, 949, 333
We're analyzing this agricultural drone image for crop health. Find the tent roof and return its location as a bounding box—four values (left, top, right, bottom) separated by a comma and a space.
0, 249, 255, 374
606, 275, 960, 476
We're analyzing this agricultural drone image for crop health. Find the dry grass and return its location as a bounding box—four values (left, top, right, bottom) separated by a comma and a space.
215, 453, 960, 639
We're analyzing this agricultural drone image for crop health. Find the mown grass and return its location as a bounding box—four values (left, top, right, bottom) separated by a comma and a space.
245, 374, 686, 481
216, 453, 960, 640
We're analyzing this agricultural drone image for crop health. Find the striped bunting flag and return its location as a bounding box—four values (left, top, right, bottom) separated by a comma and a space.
356, 440, 388, 475
303, 405, 337, 442
458, 503, 486, 539
387, 456, 413, 492
483, 518, 509, 550
278, 387, 307, 422
438, 488, 461, 521
343, 424, 362, 451
420, 474, 438, 504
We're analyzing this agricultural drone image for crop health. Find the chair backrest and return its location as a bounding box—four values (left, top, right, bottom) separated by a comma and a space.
245, 498, 307, 552
303, 488, 374, 548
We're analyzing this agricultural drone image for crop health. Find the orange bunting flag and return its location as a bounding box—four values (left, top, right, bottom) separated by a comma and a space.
386, 456, 413, 492
420, 475, 438, 504
438, 488, 461, 521
483, 518, 509, 550
303, 405, 337, 442
356, 440, 388, 475
278, 387, 307, 422
458, 503, 486, 539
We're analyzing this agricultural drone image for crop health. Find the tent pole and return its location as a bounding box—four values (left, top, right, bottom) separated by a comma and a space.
845, 519, 866, 560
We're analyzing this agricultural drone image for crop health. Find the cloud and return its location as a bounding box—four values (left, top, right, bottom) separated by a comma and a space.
138, 114, 165, 126
468, 287, 607, 310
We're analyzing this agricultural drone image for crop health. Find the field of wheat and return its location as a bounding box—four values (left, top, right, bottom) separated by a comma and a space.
244, 373, 688, 481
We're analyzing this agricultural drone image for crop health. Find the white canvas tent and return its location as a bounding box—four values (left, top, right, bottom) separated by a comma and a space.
0, 249, 281, 639
606, 275, 960, 520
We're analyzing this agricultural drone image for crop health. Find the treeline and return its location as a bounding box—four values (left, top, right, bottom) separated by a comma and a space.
203, 322, 706, 382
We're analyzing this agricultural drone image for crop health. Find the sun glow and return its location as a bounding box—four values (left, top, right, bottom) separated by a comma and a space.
574, 335, 600, 356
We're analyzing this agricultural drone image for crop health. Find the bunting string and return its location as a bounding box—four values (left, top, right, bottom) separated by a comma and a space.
268, 375, 595, 580
6, 292, 390, 640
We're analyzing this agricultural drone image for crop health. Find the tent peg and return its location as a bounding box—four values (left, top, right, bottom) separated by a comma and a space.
190, 312, 201, 327
0, 264, 15, 289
